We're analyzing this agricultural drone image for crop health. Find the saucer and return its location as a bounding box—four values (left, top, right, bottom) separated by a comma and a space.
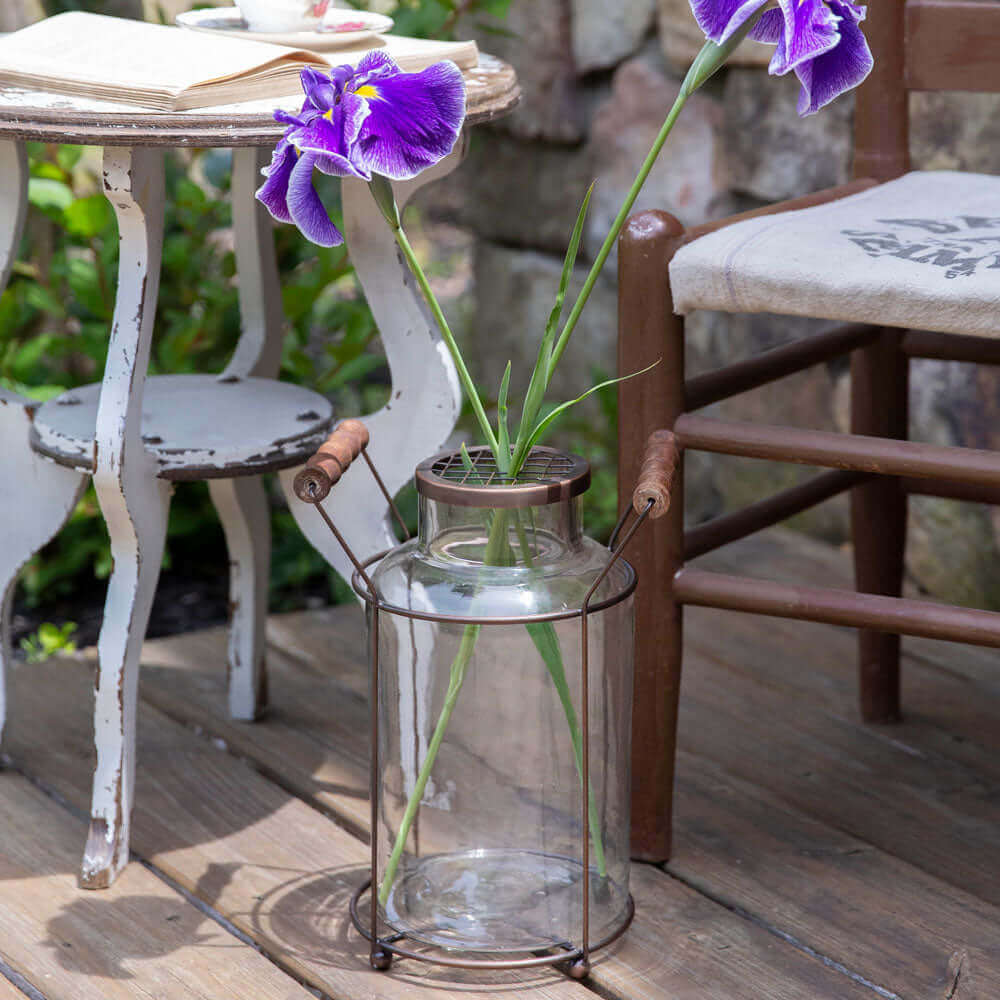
175, 7, 394, 49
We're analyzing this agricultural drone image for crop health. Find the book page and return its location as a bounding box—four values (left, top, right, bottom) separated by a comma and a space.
0, 12, 316, 98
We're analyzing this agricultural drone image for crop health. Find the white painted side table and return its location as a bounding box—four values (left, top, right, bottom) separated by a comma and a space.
0, 57, 519, 888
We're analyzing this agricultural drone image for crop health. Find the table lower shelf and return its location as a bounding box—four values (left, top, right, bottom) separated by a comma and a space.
30, 374, 334, 480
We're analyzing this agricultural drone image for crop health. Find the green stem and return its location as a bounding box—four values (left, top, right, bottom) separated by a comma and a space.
510, 23, 764, 473
390, 222, 500, 458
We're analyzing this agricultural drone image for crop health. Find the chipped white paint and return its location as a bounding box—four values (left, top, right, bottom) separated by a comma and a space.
223, 147, 285, 380
32, 375, 332, 477
209, 477, 270, 721
0, 138, 88, 741
82, 146, 172, 890
209, 147, 290, 722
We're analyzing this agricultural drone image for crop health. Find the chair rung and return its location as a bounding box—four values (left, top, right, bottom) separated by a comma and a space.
675, 414, 1000, 486
684, 470, 868, 560
901, 330, 1000, 365
685, 324, 877, 412
672, 568, 1000, 647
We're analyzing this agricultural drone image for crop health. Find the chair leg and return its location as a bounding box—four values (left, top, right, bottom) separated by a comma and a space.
618, 210, 686, 862
851, 328, 908, 723
208, 476, 270, 721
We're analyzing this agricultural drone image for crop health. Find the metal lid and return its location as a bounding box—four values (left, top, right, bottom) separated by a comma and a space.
415, 446, 590, 508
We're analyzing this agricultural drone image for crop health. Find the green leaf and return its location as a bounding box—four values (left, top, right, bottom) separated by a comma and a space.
496, 360, 511, 473
545, 182, 593, 372
64, 194, 114, 238
523, 360, 660, 455
512, 183, 594, 470
55, 145, 83, 172
27, 177, 73, 213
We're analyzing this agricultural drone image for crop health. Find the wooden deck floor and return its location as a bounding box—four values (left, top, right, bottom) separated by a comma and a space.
1, 528, 998, 999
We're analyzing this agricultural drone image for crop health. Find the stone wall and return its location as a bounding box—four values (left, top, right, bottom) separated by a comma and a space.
417, 0, 1000, 610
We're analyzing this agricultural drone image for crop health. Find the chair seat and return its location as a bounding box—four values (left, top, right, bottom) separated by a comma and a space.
670, 171, 1000, 337
30, 375, 334, 481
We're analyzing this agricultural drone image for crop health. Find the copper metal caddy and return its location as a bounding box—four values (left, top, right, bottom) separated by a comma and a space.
292, 421, 673, 978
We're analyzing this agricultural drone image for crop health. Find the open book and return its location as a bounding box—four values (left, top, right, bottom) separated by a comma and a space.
0, 12, 478, 112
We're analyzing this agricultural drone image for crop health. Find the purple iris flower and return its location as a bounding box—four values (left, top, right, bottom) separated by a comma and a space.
690, 0, 873, 115
256, 52, 466, 246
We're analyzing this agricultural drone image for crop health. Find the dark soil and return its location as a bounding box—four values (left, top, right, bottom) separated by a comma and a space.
11, 569, 232, 654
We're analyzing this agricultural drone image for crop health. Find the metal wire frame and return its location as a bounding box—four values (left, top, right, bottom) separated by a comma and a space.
300, 446, 651, 978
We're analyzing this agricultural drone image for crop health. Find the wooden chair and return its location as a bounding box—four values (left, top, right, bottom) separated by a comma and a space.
618, 0, 1000, 862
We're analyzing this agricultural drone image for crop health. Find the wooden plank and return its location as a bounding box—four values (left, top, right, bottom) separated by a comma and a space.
135, 598, 1000, 997
905, 0, 1000, 93
3, 660, 597, 1000
669, 750, 1000, 999
0, 770, 313, 1000
10, 656, 867, 1000
680, 618, 1000, 906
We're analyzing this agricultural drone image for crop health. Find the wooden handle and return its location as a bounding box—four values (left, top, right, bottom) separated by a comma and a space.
632, 429, 678, 519
293, 419, 370, 503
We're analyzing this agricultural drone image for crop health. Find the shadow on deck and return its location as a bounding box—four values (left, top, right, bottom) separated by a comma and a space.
0, 527, 997, 999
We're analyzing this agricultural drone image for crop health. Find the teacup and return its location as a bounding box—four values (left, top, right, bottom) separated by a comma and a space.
238, 0, 332, 33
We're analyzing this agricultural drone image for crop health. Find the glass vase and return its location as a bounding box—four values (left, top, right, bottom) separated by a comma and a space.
364, 447, 635, 963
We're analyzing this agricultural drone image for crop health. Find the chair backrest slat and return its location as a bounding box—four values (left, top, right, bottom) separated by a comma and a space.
905, 0, 1000, 92
854, 0, 1000, 182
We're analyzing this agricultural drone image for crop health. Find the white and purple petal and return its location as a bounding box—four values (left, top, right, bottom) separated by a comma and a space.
767, 0, 840, 75
690, 0, 770, 43
793, 0, 873, 114
349, 60, 465, 181
286, 150, 344, 247
255, 138, 296, 224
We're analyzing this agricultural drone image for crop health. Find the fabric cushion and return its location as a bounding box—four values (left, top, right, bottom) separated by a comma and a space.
669, 171, 1000, 337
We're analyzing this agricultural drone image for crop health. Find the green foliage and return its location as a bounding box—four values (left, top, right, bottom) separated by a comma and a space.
20, 621, 78, 662
1, 141, 385, 610
363, 0, 514, 40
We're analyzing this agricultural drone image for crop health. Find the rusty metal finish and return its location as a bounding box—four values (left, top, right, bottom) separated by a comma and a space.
348, 880, 635, 972
850, 330, 908, 723
618, 210, 686, 865
684, 470, 870, 561
685, 324, 878, 412
414, 445, 590, 508
673, 568, 1000, 649
299, 432, 646, 975
632, 431, 678, 519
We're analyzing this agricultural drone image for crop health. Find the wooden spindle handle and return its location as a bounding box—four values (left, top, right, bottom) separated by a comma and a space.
293, 419, 370, 503
632, 429, 678, 519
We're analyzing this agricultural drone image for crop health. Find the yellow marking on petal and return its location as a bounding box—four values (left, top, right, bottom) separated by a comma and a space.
323, 109, 333, 121
354, 84, 380, 99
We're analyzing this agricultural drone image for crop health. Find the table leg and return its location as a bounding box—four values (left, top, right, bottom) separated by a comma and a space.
82, 146, 171, 889
0, 139, 87, 742
278, 138, 468, 578
208, 477, 269, 720
206, 147, 284, 722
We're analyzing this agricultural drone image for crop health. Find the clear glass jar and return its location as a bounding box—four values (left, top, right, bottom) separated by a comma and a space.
366, 448, 635, 956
